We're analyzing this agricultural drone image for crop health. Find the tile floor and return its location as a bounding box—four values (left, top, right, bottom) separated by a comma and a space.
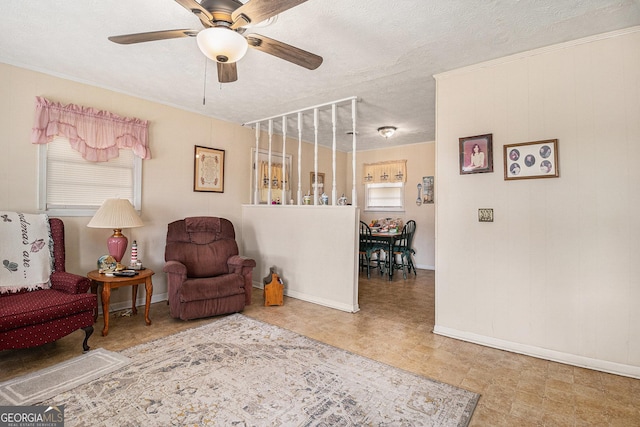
1, 269, 639, 426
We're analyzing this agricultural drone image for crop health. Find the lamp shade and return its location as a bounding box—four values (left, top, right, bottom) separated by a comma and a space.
87, 199, 143, 229
87, 199, 143, 263
197, 27, 248, 63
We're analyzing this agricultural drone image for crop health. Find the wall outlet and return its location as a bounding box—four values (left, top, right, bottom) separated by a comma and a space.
478, 208, 494, 222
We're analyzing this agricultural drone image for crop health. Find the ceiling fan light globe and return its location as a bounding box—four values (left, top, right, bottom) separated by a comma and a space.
197, 27, 248, 63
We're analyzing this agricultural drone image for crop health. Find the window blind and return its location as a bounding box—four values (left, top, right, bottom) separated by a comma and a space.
45, 136, 135, 209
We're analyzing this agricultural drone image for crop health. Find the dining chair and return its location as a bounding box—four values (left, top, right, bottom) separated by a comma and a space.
391, 220, 417, 279
359, 221, 385, 279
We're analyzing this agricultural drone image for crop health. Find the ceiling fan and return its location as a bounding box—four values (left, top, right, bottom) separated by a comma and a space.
108, 0, 322, 83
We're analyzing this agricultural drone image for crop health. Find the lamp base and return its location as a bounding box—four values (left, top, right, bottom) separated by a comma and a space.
107, 229, 128, 263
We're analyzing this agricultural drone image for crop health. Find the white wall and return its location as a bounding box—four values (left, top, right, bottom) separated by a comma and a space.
434, 27, 640, 378
242, 205, 360, 312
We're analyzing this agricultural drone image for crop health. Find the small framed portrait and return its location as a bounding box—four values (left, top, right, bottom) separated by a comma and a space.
194, 145, 225, 192
503, 139, 559, 180
459, 134, 493, 175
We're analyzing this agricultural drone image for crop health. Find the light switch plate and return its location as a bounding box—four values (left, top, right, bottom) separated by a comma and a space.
478, 208, 494, 222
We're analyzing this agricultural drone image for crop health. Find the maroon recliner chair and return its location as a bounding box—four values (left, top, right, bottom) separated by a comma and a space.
0, 218, 97, 352
163, 217, 256, 321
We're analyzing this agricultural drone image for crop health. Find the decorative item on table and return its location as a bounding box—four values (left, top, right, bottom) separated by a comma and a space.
303, 192, 312, 205
319, 192, 329, 205
130, 240, 137, 263
377, 218, 403, 233
97, 255, 117, 273
128, 240, 144, 270
87, 199, 144, 263
338, 194, 348, 206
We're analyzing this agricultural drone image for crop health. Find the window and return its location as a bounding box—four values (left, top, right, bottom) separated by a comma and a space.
364, 182, 405, 212
250, 148, 293, 205
38, 136, 141, 216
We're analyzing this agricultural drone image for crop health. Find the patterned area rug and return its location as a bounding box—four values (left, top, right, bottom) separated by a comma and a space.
44, 314, 479, 426
0, 348, 130, 405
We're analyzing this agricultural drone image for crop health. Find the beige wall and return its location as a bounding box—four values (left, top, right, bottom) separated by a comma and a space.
0, 63, 343, 310
348, 143, 436, 269
434, 27, 640, 378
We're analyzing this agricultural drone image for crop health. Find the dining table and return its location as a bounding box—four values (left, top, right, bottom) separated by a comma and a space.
370, 229, 402, 280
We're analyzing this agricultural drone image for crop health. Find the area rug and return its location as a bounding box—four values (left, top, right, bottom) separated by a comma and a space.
0, 348, 130, 405
43, 314, 479, 426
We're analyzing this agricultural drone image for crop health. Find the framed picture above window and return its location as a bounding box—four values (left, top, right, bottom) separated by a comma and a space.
194, 145, 225, 192
459, 134, 493, 175
504, 139, 559, 180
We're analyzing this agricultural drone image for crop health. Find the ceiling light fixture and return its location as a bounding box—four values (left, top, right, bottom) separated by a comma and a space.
377, 126, 397, 139
196, 27, 248, 63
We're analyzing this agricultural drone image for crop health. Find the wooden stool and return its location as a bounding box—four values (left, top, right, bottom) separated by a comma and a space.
263, 268, 284, 306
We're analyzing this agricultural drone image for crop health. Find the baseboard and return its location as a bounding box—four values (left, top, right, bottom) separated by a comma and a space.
252, 282, 359, 313
98, 292, 168, 315
433, 325, 640, 379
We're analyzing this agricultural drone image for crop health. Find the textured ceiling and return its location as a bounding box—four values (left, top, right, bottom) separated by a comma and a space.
1, 0, 639, 151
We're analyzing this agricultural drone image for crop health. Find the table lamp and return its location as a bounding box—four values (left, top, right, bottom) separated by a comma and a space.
87, 199, 143, 263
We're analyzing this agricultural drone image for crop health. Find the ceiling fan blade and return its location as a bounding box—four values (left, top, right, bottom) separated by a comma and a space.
231, 0, 308, 29
217, 62, 238, 83
175, 0, 214, 27
108, 29, 198, 45
247, 34, 322, 70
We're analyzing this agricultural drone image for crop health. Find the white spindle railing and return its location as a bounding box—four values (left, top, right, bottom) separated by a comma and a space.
297, 111, 302, 205
267, 120, 273, 204
331, 103, 337, 204
313, 108, 319, 205
245, 96, 358, 206
253, 123, 260, 204
351, 98, 357, 205
282, 115, 287, 204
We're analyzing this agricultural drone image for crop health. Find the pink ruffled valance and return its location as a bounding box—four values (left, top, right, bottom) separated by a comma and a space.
30, 96, 150, 161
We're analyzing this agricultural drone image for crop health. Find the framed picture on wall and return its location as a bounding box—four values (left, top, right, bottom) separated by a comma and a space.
422, 176, 434, 204
459, 134, 493, 174
503, 139, 559, 180
194, 145, 225, 192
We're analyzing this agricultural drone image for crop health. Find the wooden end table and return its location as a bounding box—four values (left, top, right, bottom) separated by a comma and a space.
88, 268, 154, 336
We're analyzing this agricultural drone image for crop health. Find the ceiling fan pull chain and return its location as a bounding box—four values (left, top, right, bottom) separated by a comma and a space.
203, 58, 208, 105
